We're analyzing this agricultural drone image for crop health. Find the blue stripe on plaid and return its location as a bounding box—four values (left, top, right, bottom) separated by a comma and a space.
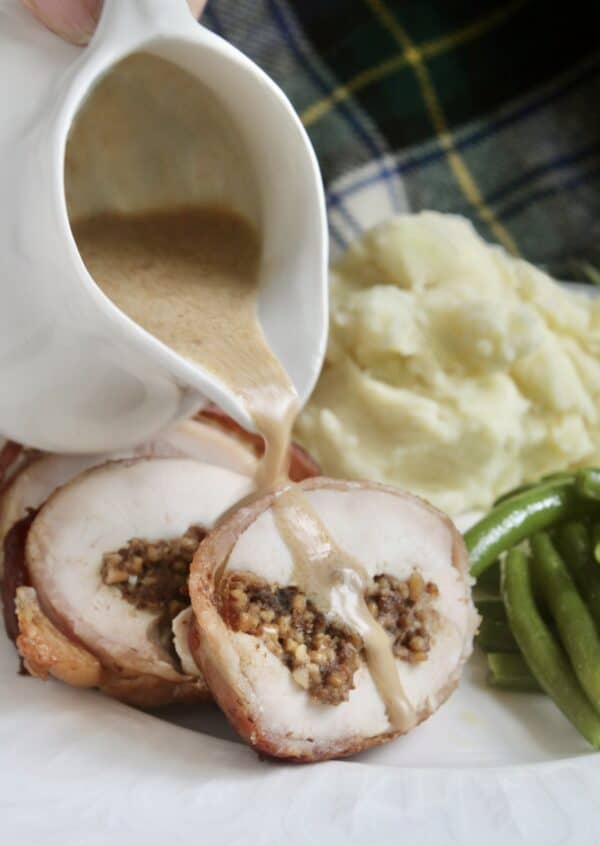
327, 195, 362, 238
265, 0, 403, 213
499, 163, 600, 222
327, 161, 398, 227
329, 54, 600, 207
325, 156, 410, 252
487, 140, 600, 206
443, 55, 600, 167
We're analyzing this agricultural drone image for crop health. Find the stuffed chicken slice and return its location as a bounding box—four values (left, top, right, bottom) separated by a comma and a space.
189, 478, 478, 762
17, 458, 253, 705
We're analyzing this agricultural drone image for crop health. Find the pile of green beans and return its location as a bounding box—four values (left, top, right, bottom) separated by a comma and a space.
466, 467, 600, 747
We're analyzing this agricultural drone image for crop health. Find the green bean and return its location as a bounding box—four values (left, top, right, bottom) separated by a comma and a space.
541, 471, 575, 484
502, 547, 600, 747
466, 480, 587, 578
556, 522, 600, 626
493, 472, 575, 507
576, 468, 600, 502
475, 598, 506, 622
476, 618, 519, 652
494, 483, 533, 506
531, 533, 600, 714
487, 653, 542, 692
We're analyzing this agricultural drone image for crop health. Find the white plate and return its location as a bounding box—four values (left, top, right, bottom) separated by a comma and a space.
2, 632, 600, 845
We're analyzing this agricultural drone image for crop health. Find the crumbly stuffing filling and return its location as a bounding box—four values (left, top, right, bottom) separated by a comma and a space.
365, 572, 439, 663
219, 568, 439, 705
101, 526, 205, 624
219, 572, 362, 705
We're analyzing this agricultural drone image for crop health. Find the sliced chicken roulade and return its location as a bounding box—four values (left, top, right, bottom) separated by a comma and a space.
189, 478, 478, 762
9, 458, 253, 707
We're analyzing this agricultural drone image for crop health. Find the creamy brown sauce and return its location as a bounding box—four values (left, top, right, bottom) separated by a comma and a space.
73, 207, 298, 487
273, 487, 417, 732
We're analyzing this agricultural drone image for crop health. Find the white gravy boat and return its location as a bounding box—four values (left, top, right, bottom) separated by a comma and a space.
0, 0, 328, 452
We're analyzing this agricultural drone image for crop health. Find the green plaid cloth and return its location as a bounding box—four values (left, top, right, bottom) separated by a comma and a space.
204, 0, 600, 279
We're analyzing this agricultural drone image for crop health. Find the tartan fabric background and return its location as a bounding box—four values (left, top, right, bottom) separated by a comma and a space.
203, 0, 600, 279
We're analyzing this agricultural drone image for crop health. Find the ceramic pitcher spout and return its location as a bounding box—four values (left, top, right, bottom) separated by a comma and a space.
0, 0, 328, 453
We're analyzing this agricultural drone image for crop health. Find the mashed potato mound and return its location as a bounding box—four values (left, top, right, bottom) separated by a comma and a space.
295, 212, 600, 516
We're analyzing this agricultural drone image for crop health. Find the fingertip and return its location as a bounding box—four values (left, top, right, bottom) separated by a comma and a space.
189, 0, 208, 19
22, 0, 102, 46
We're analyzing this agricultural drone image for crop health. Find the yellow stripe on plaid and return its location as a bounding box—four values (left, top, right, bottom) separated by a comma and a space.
302, 0, 526, 129
365, 0, 520, 255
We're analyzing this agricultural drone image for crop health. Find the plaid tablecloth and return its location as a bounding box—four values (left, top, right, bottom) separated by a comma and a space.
204, 0, 600, 280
